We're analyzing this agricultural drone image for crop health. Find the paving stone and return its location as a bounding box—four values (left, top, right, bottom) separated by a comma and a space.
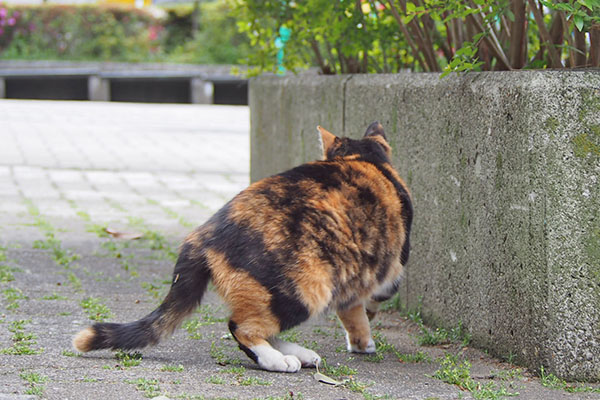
0, 99, 595, 400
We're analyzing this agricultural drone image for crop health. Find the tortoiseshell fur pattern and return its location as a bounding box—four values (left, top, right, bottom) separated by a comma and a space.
72, 122, 413, 373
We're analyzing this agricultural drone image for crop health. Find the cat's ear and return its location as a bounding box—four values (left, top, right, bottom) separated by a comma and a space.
317, 125, 338, 159
364, 121, 387, 141
364, 121, 392, 157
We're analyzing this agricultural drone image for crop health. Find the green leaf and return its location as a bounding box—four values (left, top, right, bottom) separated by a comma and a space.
574, 15, 584, 31
577, 0, 594, 11
504, 9, 515, 22
403, 14, 416, 24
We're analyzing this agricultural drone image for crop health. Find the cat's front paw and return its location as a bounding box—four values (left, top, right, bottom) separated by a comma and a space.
288, 347, 321, 368
254, 345, 302, 373
259, 354, 302, 373
346, 333, 376, 354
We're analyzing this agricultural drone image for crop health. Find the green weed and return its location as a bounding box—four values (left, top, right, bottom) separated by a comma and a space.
380, 292, 402, 311
160, 364, 184, 372
81, 297, 113, 322
115, 350, 143, 367
76, 211, 92, 221
1, 320, 43, 355
416, 319, 471, 347
219, 365, 246, 375
209, 341, 241, 366
141, 229, 177, 261
61, 350, 80, 357
320, 358, 356, 377
433, 354, 519, 399
86, 223, 109, 237
343, 377, 374, 396
312, 327, 329, 336
125, 377, 161, 398
540, 366, 600, 393
397, 350, 431, 363
364, 331, 397, 363
418, 326, 450, 346
141, 280, 169, 300
206, 375, 226, 384
20, 371, 48, 396
492, 368, 524, 381
42, 292, 68, 300
183, 306, 227, 338
0, 264, 20, 283
240, 376, 272, 386
2, 287, 28, 310
20, 371, 48, 384
32, 226, 80, 268
67, 272, 82, 291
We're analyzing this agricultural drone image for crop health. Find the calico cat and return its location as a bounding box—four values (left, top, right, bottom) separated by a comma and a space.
73, 122, 413, 373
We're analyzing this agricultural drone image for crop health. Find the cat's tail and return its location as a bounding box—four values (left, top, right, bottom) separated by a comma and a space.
72, 240, 210, 352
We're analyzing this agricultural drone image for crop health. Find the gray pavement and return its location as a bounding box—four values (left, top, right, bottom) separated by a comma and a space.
0, 99, 598, 400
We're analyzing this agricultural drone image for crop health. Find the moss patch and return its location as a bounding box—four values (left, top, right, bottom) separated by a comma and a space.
573, 125, 600, 158
544, 116, 559, 133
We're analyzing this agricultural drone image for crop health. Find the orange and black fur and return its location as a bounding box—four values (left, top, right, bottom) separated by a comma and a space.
73, 122, 413, 372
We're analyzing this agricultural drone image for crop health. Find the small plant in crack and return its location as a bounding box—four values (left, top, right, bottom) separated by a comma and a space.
1, 319, 43, 355
125, 377, 161, 398
115, 350, 143, 368
80, 297, 113, 322
20, 371, 48, 396
433, 353, 519, 399
2, 287, 28, 310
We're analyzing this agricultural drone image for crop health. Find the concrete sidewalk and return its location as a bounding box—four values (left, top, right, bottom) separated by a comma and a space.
0, 99, 597, 400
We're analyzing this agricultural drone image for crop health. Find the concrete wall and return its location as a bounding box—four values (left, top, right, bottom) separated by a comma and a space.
249, 71, 600, 381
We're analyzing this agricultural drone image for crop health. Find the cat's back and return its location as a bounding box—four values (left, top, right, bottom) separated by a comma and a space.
220, 158, 406, 269
195, 125, 411, 319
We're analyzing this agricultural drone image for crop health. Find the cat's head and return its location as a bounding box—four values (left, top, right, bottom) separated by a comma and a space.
317, 122, 392, 163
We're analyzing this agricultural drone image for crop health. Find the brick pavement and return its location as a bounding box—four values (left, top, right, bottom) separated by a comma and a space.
0, 100, 249, 234
0, 100, 596, 400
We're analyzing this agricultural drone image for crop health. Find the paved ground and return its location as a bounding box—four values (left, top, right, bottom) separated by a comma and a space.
0, 99, 598, 400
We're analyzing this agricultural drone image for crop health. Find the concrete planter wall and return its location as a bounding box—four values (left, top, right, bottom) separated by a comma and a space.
249, 71, 600, 381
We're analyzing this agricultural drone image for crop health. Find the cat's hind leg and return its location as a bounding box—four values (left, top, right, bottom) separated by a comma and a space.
228, 320, 301, 373
269, 337, 321, 368
337, 303, 376, 353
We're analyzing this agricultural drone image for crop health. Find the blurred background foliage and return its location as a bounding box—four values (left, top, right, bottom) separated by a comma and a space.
0, 0, 598, 73
0, 0, 251, 63
229, 0, 600, 75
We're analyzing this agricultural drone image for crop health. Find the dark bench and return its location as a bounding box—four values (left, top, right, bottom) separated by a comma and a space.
0, 65, 247, 105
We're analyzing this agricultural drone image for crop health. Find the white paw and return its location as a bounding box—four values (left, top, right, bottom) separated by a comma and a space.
253, 344, 302, 373
364, 338, 376, 353
296, 348, 321, 368
346, 333, 376, 354
282, 355, 302, 372
269, 338, 321, 368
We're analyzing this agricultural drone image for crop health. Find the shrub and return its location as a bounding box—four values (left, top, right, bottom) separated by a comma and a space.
229, 0, 600, 75
0, 0, 250, 64
0, 4, 162, 61
163, 0, 252, 64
